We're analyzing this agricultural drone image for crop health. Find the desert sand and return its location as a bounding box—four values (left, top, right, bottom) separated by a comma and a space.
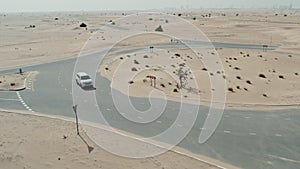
0, 72, 28, 91
1, 10, 299, 169
0, 71, 38, 91
0, 110, 233, 169
1, 11, 299, 109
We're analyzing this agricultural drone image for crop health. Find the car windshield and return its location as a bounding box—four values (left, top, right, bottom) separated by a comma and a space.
81, 75, 90, 80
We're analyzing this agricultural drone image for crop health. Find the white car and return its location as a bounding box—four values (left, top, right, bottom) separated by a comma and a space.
76, 72, 93, 88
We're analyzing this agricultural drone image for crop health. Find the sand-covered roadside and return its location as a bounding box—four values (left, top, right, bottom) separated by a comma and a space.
0, 71, 38, 91
0, 110, 233, 169
0, 72, 27, 91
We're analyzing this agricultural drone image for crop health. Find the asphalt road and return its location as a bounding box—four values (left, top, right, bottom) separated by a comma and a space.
0, 42, 299, 169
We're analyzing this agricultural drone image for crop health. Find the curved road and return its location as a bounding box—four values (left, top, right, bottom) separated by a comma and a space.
0, 43, 299, 169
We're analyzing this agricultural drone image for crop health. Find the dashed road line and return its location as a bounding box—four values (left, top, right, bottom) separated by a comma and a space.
16, 91, 34, 112
249, 133, 257, 136
156, 120, 162, 124
223, 130, 231, 134
177, 124, 183, 128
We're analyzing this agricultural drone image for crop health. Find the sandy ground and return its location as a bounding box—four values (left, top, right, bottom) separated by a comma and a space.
0, 12, 119, 70
0, 10, 299, 169
0, 110, 232, 169
0, 72, 28, 91
0, 71, 38, 91
1, 11, 299, 109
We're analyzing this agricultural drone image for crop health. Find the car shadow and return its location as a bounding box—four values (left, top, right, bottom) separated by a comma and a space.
81, 86, 96, 91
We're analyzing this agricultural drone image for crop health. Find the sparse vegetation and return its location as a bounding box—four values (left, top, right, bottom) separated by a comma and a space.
228, 88, 234, 93
80, 23, 87, 27
155, 25, 164, 32
175, 66, 190, 89
259, 74, 266, 79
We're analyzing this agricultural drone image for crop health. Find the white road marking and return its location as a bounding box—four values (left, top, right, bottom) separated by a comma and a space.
156, 121, 162, 124
275, 134, 282, 137
244, 116, 251, 119
177, 124, 183, 128
224, 130, 231, 134
249, 133, 257, 136
0, 98, 20, 101
16, 91, 34, 112
285, 118, 291, 121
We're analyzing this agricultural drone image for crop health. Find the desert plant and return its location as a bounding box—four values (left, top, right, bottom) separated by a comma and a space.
175, 66, 189, 89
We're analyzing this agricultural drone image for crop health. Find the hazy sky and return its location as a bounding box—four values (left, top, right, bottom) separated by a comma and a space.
1, 0, 299, 12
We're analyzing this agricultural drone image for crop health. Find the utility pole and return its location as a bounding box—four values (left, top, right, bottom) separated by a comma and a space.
72, 105, 79, 135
